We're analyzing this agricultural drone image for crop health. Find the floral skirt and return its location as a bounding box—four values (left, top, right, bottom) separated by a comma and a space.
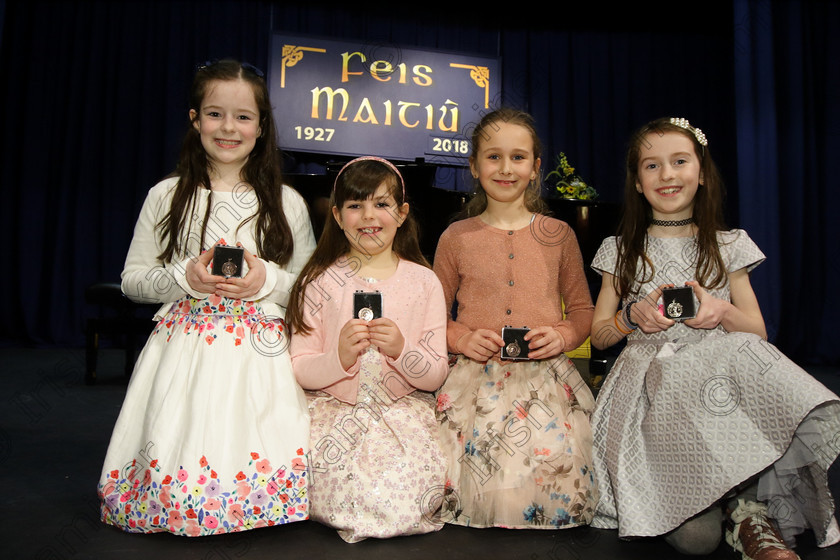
435, 354, 598, 529
97, 295, 310, 536
306, 348, 447, 543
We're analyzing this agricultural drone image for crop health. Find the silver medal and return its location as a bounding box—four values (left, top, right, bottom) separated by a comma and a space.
221, 258, 238, 278
667, 300, 683, 318
358, 307, 374, 321
505, 339, 521, 358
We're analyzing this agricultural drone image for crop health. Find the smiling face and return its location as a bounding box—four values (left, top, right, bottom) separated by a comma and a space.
189, 79, 261, 178
470, 121, 541, 207
332, 181, 408, 261
636, 131, 704, 221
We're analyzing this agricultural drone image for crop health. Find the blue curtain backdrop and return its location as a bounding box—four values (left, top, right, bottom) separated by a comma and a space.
733, 0, 839, 363
0, 1, 836, 365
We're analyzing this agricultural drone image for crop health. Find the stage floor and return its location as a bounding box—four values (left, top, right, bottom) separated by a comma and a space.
3, 347, 839, 560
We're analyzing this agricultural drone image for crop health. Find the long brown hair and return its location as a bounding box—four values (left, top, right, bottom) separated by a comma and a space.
286, 158, 428, 335
615, 117, 727, 299
156, 59, 293, 266
459, 107, 548, 219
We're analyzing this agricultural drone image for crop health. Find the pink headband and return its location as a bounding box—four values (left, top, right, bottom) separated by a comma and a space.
333, 156, 406, 198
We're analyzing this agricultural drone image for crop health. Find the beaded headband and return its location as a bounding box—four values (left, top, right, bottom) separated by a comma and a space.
670, 117, 708, 147
333, 156, 406, 198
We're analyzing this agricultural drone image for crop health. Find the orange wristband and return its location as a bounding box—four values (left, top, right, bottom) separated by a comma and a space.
614, 310, 634, 335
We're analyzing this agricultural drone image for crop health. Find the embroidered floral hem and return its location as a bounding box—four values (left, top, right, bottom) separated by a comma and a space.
99, 450, 308, 536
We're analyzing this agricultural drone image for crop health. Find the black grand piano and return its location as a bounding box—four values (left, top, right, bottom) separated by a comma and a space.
285, 159, 620, 286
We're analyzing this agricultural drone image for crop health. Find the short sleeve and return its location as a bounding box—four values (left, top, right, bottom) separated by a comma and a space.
591, 236, 620, 276
718, 229, 766, 273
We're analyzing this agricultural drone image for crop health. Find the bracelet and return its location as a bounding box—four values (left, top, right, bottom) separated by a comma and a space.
624, 301, 639, 329
614, 311, 634, 335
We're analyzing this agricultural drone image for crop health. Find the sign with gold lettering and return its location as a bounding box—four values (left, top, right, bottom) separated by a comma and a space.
268, 34, 501, 166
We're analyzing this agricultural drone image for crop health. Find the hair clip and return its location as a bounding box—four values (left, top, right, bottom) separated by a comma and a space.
196, 59, 265, 79
241, 62, 265, 78
333, 156, 406, 198
670, 117, 708, 147
196, 59, 217, 72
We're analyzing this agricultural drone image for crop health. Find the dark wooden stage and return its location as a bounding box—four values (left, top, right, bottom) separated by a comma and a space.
2, 347, 839, 560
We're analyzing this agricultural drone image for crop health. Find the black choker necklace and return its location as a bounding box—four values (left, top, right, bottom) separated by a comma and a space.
651, 217, 694, 227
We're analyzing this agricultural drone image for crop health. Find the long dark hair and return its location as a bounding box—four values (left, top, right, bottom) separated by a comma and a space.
459, 107, 548, 219
286, 158, 428, 335
156, 59, 293, 266
615, 117, 727, 299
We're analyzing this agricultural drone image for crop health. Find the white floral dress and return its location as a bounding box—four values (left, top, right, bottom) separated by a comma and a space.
97, 179, 316, 536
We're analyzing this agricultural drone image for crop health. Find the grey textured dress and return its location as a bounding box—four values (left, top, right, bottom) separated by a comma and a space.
590, 230, 840, 547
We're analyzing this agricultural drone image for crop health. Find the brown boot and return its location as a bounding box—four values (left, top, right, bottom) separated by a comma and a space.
725, 499, 799, 560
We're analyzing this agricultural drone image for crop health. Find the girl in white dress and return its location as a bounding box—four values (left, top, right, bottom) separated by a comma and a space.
97, 59, 316, 536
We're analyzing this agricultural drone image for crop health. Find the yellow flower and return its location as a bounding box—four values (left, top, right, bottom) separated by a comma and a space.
550, 152, 598, 200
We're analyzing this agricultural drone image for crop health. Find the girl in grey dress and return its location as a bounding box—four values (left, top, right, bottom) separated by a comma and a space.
590, 117, 840, 559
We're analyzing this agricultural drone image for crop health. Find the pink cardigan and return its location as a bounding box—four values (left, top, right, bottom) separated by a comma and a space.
433, 215, 594, 357
290, 259, 449, 405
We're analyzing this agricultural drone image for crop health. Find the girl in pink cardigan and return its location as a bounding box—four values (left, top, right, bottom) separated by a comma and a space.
433, 108, 597, 529
287, 157, 449, 542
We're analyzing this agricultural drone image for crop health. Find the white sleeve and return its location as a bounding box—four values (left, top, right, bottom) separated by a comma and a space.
120, 180, 195, 304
